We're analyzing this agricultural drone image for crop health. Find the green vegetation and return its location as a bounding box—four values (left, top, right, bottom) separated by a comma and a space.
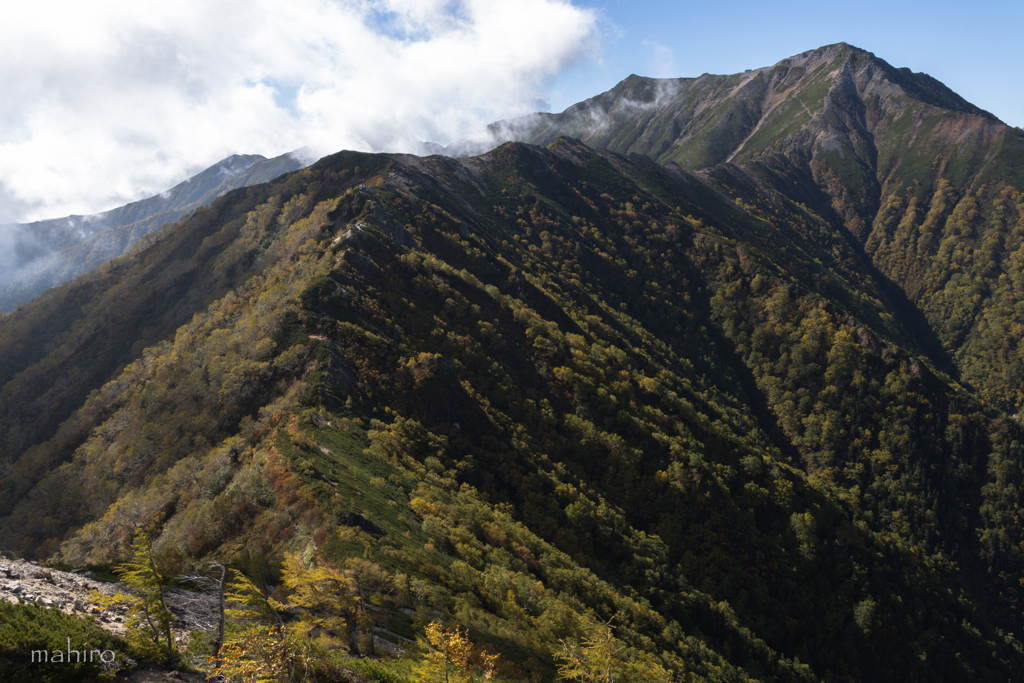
1, 43, 1024, 683
0, 601, 129, 683
90, 532, 178, 666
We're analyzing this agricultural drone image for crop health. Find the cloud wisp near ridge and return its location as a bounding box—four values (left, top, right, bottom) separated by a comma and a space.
0, 0, 597, 224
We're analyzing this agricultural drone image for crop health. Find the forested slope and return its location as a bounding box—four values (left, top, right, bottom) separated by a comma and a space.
0, 134, 1022, 681
516, 43, 1024, 413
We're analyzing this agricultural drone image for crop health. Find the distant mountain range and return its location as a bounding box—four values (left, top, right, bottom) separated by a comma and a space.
2, 43, 1024, 682
0, 151, 307, 312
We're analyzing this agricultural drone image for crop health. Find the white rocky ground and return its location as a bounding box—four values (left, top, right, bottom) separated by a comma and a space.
0, 553, 220, 640
1, 551, 412, 681
0, 552, 212, 681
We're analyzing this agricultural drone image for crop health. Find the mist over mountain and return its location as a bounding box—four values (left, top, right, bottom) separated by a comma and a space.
440, 43, 1024, 193
2, 44, 1024, 682
514, 43, 1006, 165
0, 151, 307, 312
469, 42, 1024, 412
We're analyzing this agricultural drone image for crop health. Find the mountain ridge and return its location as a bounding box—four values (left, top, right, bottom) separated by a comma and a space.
1, 44, 1024, 682
480, 42, 1024, 413
509, 42, 1006, 164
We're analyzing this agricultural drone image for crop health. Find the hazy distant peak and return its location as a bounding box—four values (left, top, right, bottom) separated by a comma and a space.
0, 150, 306, 312
214, 154, 265, 178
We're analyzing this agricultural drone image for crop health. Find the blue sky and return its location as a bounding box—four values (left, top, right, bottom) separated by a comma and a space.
549, 0, 1024, 128
1, 0, 1020, 224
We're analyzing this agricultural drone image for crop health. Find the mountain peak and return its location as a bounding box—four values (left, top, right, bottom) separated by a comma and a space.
514, 43, 1016, 211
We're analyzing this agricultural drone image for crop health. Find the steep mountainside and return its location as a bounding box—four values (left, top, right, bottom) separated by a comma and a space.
518, 43, 1011, 184
0, 136, 1023, 681
1, 45, 1024, 682
508, 43, 1024, 414
0, 151, 306, 312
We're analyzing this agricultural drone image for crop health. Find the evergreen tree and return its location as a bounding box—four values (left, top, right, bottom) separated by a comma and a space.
90, 532, 177, 667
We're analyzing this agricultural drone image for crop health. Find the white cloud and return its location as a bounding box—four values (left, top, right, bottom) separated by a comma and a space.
0, 0, 597, 223
644, 39, 675, 78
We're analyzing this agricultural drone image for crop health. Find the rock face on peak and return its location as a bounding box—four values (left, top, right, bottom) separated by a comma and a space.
518, 43, 1005, 171
512, 43, 1021, 229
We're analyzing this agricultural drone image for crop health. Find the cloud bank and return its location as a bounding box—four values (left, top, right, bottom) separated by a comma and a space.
0, 0, 597, 223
